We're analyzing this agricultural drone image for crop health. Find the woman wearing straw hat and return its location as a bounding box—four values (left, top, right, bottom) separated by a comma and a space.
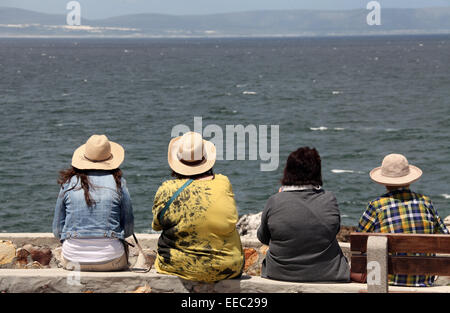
151, 131, 244, 282
357, 153, 449, 287
52, 134, 134, 271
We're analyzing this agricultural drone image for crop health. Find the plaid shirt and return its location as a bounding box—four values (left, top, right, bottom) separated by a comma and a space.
357, 188, 449, 287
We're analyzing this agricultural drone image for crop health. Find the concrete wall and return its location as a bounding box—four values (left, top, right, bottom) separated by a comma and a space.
0, 233, 448, 293
0, 233, 350, 275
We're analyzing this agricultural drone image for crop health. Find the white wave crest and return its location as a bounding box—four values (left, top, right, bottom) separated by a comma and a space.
242, 91, 257, 95
331, 169, 365, 174
441, 194, 450, 199
332, 169, 354, 174
310, 127, 345, 131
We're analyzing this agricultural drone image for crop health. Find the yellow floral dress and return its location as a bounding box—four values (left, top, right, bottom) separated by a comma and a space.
151, 174, 244, 282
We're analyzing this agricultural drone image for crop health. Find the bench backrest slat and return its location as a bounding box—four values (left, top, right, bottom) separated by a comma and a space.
351, 255, 450, 276
350, 233, 450, 254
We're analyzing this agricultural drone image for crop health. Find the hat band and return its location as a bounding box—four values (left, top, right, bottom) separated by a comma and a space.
180, 157, 206, 166
83, 153, 113, 163
381, 167, 410, 178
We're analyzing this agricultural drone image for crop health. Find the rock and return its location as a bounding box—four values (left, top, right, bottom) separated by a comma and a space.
15, 248, 30, 267
23, 246, 52, 266
337, 226, 357, 243
236, 212, 262, 238
22, 244, 33, 253
259, 245, 269, 256
0, 241, 16, 266
27, 261, 44, 269
444, 215, 450, 228
51, 247, 62, 268
243, 248, 260, 276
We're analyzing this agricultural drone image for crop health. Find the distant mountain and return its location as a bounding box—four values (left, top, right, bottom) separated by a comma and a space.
1, 6, 450, 37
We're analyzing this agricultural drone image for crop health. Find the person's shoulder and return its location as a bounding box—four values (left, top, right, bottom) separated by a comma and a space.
160, 178, 184, 189
214, 173, 230, 183
211, 174, 233, 189
366, 194, 385, 209
153, 179, 184, 200
263, 192, 282, 209
410, 191, 433, 205
268, 189, 298, 203
62, 176, 79, 190
322, 189, 337, 200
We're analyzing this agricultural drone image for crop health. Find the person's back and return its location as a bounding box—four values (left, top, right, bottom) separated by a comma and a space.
359, 188, 446, 234
53, 135, 134, 272
258, 188, 350, 282
257, 147, 350, 283
357, 154, 449, 287
152, 132, 244, 282
57, 172, 132, 240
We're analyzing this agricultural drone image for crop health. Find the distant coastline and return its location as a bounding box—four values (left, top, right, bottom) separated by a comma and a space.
1, 6, 450, 38
1, 32, 450, 40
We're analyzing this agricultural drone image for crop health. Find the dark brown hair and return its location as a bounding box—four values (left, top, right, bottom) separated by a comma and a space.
58, 166, 122, 207
171, 168, 214, 180
281, 147, 323, 186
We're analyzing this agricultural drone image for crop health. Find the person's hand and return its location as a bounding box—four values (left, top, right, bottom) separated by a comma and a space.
350, 272, 367, 283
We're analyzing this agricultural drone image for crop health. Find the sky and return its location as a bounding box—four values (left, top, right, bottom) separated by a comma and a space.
2, 0, 450, 19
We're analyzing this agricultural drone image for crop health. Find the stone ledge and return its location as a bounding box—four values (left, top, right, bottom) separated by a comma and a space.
1, 268, 449, 293
0, 233, 351, 276
0, 233, 158, 250
1, 233, 447, 292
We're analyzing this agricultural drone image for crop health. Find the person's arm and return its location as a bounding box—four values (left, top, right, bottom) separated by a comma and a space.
357, 202, 378, 233
52, 187, 66, 241
151, 185, 165, 231
257, 198, 272, 245
327, 191, 342, 235
428, 201, 450, 234
120, 178, 134, 238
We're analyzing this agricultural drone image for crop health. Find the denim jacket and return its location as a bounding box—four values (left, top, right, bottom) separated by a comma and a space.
52, 171, 134, 242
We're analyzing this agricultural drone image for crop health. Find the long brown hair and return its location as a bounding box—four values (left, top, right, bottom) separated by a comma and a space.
58, 166, 122, 207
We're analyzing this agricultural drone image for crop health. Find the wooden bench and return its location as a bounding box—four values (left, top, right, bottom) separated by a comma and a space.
350, 232, 450, 293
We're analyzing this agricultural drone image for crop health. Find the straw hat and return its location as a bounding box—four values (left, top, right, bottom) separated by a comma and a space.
370, 154, 422, 186
168, 132, 216, 176
72, 134, 124, 170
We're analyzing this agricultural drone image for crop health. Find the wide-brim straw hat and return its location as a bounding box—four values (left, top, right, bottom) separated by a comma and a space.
168, 131, 216, 176
370, 153, 422, 186
72, 134, 124, 170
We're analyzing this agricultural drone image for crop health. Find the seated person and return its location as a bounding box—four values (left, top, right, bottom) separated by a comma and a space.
53, 135, 134, 271
151, 132, 244, 282
257, 147, 350, 282
357, 153, 449, 287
